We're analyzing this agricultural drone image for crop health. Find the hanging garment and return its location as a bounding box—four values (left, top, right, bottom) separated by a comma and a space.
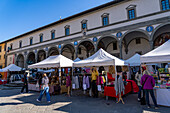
107, 72, 115, 82
114, 75, 125, 96
75, 76, 79, 89
66, 76, 71, 87
83, 76, 90, 89
102, 76, 106, 83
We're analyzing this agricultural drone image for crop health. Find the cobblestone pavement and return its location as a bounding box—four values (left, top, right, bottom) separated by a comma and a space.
0, 87, 169, 113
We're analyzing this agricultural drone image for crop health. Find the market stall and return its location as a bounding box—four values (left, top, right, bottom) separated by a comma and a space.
73, 48, 136, 99
0, 64, 22, 83
141, 40, 170, 107
126, 53, 141, 66
28, 55, 73, 94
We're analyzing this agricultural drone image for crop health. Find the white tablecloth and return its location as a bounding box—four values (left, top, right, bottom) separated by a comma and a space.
156, 89, 170, 107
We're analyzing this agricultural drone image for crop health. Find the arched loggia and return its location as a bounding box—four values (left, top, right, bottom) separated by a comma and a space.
61, 44, 75, 60
151, 23, 170, 48
37, 50, 46, 62
97, 36, 119, 57
77, 40, 95, 59
16, 54, 24, 68
121, 29, 150, 60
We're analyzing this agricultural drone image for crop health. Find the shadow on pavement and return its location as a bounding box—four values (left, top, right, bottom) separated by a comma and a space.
0, 88, 169, 113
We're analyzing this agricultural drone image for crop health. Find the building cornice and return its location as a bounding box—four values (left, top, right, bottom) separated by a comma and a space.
7, 15, 170, 55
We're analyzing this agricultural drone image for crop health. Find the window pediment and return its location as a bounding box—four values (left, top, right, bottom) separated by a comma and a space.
126, 4, 136, 10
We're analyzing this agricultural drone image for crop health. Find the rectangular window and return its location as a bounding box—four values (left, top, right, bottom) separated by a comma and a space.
161, 0, 170, 10
0, 46, 1, 52
30, 38, 33, 45
103, 17, 109, 26
113, 42, 117, 50
82, 23, 87, 29
19, 41, 22, 48
136, 38, 141, 44
4, 54, 5, 59
40, 36, 43, 42
10, 44, 13, 50
51, 32, 55, 39
128, 9, 135, 19
0, 55, 1, 60
65, 28, 70, 36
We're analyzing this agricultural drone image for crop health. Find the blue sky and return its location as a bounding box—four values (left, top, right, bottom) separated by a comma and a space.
0, 0, 113, 42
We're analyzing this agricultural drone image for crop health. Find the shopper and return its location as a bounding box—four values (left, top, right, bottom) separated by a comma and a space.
37, 73, 50, 103
66, 74, 71, 97
21, 72, 28, 93
135, 69, 142, 102
91, 66, 99, 98
141, 67, 158, 109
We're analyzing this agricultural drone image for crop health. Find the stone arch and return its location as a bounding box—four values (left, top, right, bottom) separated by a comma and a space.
27, 52, 35, 65
150, 23, 170, 48
37, 49, 46, 62
97, 35, 118, 48
97, 35, 120, 57
16, 54, 24, 68
121, 29, 150, 60
61, 44, 75, 60
77, 39, 95, 59
120, 29, 150, 43
48, 47, 59, 56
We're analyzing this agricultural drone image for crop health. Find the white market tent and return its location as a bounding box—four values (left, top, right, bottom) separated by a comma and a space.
141, 40, 170, 63
126, 53, 141, 66
0, 69, 3, 72
73, 48, 127, 67
74, 58, 81, 62
28, 54, 73, 68
1, 64, 22, 72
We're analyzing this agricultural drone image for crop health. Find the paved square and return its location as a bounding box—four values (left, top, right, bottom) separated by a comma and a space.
0, 87, 169, 113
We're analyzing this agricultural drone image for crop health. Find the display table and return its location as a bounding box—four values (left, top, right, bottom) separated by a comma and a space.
155, 88, 170, 107
0, 80, 7, 85
104, 82, 132, 98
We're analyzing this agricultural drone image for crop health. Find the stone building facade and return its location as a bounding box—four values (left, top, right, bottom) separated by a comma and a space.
0, 42, 7, 68
4, 0, 170, 68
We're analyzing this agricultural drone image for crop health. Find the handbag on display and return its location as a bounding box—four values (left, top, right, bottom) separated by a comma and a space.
36, 82, 39, 88
72, 84, 76, 89
97, 85, 102, 91
83, 84, 87, 90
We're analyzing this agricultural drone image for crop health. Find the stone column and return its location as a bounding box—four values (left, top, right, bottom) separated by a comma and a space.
35, 52, 38, 63
59, 49, 62, 55
45, 51, 48, 58
75, 46, 78, 58
94, 42, 97, 52
119, 42, 123, 59
149, 40, 154, 50
34, 49, 38, 63
24, 54, 27, 68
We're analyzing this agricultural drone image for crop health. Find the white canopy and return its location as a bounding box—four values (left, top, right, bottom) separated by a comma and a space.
73, 48, 127, 67
28, 55, 73, 68
141, 40, 170, 63
1, 64, 22, 72
126, 53, 141, 66
0, 69, 3, 72
74, 58, 81, 62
